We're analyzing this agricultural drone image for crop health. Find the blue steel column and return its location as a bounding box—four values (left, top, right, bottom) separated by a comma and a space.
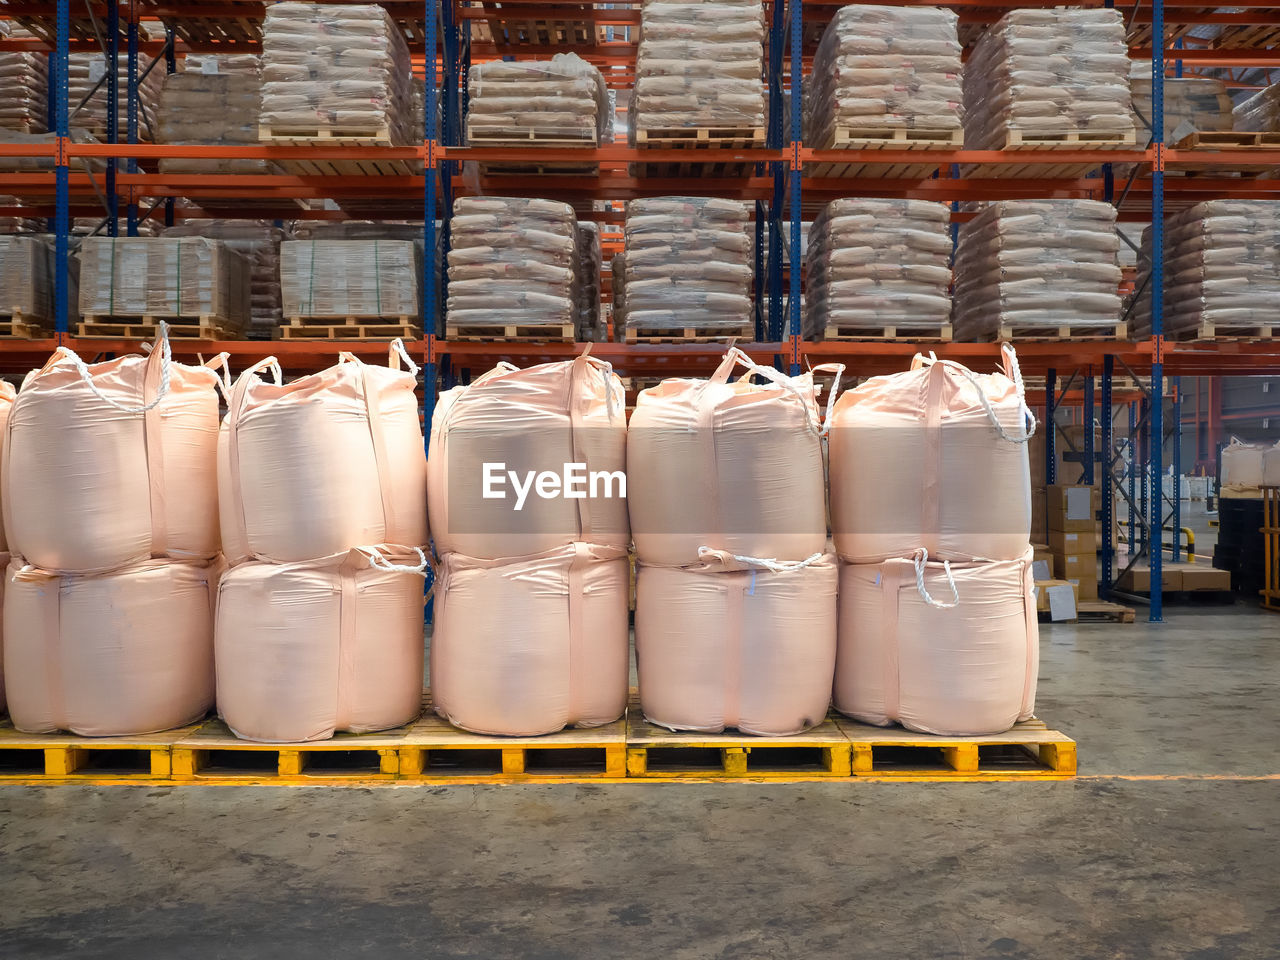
424, 0, 439, 428
1083, 373, 1095, 485
164, 26, 176, 228
1101, 355, 1114, 592
106, 1, 119, 236
787, 0, 802, 374
1171, 376, 1182, 560
1128, 400, 1137, 552
766, 0, 783, 342
1148, 0, 1165, 620
55, 0, 70, 337
125, 1, 139, 235
1045, 369, 1057, 485
753, 201, 765, 340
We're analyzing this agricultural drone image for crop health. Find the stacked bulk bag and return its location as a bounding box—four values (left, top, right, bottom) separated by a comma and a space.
1, 330, 223, 734
1220, 437, 1269, 498
630, 348, 842, 736
829, 344, 1041, 735
215, 343, 428, 742
429, 350, 630, 736
0, 382, 11, 715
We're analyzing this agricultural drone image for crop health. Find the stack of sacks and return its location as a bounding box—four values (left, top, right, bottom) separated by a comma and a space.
631, 0, 765, 137
216, 344, 428, 742
963, 8, 1133, 150
68, 53, 164, 139
446, 197, 576, 329
1132, 201, 1280, 338
828, 344, 1040, 735
951, 200, 1121, 338
2, 331, 223, 735
1130, 65, 1232, 143
158, 55, 270, 175
428, 351, 630, 736
609, 252, 627, 340
0, 47, 46, 134
78, 237, 252, 333
466, 54, 609, 144
260, 2, 415, 144
621, 197, 752, 335
163, 221, 285, 339
1234, 83, 1280, 131
291, 221, 424, 242
0, 201, 43, 235
805, 5, 961, 147
280, 239, 420, 321
628, 348, 841, 735
574, 221, 604, 341
804, 199, 952, 338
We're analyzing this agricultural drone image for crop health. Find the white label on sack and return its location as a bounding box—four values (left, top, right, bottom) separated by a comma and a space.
481, 462, 626, 512
201, 57, 220, 75
88, 56, 107, 83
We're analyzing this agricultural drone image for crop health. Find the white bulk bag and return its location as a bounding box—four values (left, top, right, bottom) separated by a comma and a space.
219, 343, 428, 565
0, 382, 12, 553
431, 543, 629, 736
834, 548, 1039, 736
2, 334, 223, 574
1221, 436, 1267, 494
628, 348, 839, 567
215, 547, 426, 742
427, 350, 628, 559
3, 558, 216, 736
829, 343, 1035, 563
0, 551, 7, 714
1263, 442, 1280, 488
635, 553, 837, 736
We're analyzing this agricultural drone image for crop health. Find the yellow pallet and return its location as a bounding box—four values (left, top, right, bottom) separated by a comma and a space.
836, 718, 1078, 778
0, 719, 203, 779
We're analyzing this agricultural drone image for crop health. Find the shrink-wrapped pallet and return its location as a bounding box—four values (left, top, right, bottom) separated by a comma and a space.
280, 239, 420, 320
1131, 200, 1280, 338
628, 347, 832, 566
3, 558, 216, 736
951, 200, 1122, 338
835, 549, 1039, 736
1130, 67, 1232, 143
0, 236, 55, 326
632, 0, 766, 135
158, 58, 269, 175
78, 237, 251, 331
68, 53, 164, 139
635, 554, 837, 736
610, 252, 627, 340
292, 221, 425, 242
432, 544, 629, 736
963, 8, 1133, 150
466, 53, 609, 144
829, 346, 1034, 564
0, 50, 47, 134
1233, 83, 1280, 131
621, 197, 753, 334
574, 221, 604, 340
446, 197, 576, 329
260, 2, 415, 144
215, 547, 425, 742
219, 347, 428, 567
804, 198, 952, 338
3, 338, 223, 575
428, 352, 628, 559
163, 220, 284, 338
805, 5, 961, 147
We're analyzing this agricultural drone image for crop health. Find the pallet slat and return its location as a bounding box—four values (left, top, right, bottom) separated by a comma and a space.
445, 322, 575, 342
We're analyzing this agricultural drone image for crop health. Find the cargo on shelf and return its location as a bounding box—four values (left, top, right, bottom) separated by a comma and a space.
280, 239, 421, 334
1129, 66, 1233, 144
464, 53, 609, 148
0, 45, 47, 135
162, 220, 284, 340
0, 235, 65, 335
573, 221, 605, 342
67, 51, 164, 140
158, 55, 273, 177
1232, 82, 1280, 133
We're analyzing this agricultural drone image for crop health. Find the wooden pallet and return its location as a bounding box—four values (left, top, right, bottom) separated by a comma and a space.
1176, 130, 1280, 149
277, 319, 422, 341
0, 310, 50, 339
835, 717, 1078, 777
632, 127, 766, 178
466, 127, 598, 147
1169, 321, 1278, 341
1076, 599, 1136, 623
963, 128, 1137, 178
482, 16, 597, 46
624, 324, 753, 344
78, 317, 237, 340
260, 128, 420, 176
0, 719, 204, 780
817, 322, 952, 342
996, 322, 1127, 341
446, 322, 575, 342
808, 127, 963, 179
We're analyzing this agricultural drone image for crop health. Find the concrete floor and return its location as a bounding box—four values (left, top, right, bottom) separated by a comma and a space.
2, 605, 1278, 959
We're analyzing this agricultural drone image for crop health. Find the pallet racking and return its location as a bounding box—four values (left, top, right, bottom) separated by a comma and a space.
1, 0, 1279, 617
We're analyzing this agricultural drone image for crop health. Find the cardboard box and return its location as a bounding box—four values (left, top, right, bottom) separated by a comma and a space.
1048, 528, 1098, 556
1047, 485, 1094, 532
1035, 579, 1078, 620
1055, 551, 1096, 581
1032, 543, 1052, 567
1068, 575, 1099, 601
1170, 563, 1231, 592
1030, 485, 1048, 543
1117, 565, 1183, 593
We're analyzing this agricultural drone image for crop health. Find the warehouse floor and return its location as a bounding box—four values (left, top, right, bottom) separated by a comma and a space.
2, 605, 1277, 959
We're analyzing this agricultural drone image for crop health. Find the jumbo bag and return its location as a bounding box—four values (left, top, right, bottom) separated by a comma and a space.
3, 330, 223, 574
834, 548, 1039, 736
431, 543, 629, 736
427, 349, 628, 559
219, 342, 428, 566
3, 557, 217, 736
215, 547, 426, 742
627, 347, 839, 567
829, 342, 1035, 563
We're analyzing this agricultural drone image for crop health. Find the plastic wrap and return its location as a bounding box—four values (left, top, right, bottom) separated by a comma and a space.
280, 239, 420, 319
951, 199, 1121, 338
68, 53, 164, 139
829, 346, 1033, 564
158, 58, 269, 175
0, 236, 55, 325
805, 5, 960, 147
4, 557, 216, 736
1132, 200, 1280, 337
804, 198, 952, 337
1234, 83, 1280, 131
1130, 68, 1232, 143
427, 354, 629, 559
260, 2, 415, 143
635, 554, 836, 736
628, 348, 828, 566
573, 221, 604, 340
215, 548, 425, 742
621, 197, 753, 332
0, 50, 47, 133
3, 342, 222, 575
835, 550, 1039, 736
466, 54, 609, 143
633, 0, 766, 132
291, 221, 425, 241
219, 349, 428, 567
432, 544, 629, 736
162, 220, 283, 337
963, 8, 1134, 150
445, 197, 576, 327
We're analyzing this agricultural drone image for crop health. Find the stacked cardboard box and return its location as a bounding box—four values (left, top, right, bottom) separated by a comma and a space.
1047, 485, 1098, 601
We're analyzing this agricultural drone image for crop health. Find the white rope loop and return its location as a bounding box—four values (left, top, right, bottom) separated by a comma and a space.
390, 338, 420, 377
697, 546, 825, 574
710, 346, 823, 435
912, 547, 960, 609
67, 320, 173, 414
356, 545, 431, 577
